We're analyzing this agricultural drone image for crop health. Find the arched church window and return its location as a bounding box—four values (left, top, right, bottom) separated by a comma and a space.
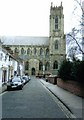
53, 61, 58, 69
55, 40, 58, 49
46, 48, 49, 56
39, 61, 43, 70
27, 48, 30, 55
55, 16, 58, 30
21, 48, 24, 54
40, 48, 43, 55
14, 48, 19, 53
45, 62, 50, 71
25, 61, 29, 70
34, 48, 37, 55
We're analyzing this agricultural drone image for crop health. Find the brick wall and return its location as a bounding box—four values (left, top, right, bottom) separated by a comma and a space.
57, 78, 84, 97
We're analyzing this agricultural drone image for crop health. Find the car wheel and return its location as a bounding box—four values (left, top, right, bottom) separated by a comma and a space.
7, 86, 11, 91
20, 86, 23, 90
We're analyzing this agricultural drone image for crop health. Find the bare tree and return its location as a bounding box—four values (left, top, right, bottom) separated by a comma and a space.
67, 0, 84, 60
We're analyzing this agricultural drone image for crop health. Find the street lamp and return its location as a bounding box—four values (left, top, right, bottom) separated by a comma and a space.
43, 65, 45, 75
42, 51, 45, 77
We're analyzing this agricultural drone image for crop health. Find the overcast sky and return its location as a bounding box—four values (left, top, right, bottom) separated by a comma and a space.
0, 0, 76, 36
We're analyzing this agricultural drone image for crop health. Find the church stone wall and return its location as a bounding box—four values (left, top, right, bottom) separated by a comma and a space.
4, 2, 66, 76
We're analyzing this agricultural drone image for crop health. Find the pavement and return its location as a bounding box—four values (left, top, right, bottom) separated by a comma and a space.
39, 78, 84, 119
0, 84, 7, 94
0, 78, 84, 119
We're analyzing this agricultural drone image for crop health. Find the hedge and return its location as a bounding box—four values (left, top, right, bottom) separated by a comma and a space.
58, 59, 84, 83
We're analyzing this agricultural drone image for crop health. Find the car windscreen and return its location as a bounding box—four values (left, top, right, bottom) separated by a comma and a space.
22, 76, 28, 79
12, 78, 21, 82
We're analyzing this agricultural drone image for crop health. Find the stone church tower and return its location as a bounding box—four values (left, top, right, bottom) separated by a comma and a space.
2, 2, 66, 76
49, 2, 66, 74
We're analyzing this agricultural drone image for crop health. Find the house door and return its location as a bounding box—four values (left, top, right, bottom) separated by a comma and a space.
2, 70, 7, 83
31, 68, 35, 75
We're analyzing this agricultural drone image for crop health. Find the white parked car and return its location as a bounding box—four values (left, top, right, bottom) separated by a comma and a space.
22, 75, 30, 84
7, 76, 24, 90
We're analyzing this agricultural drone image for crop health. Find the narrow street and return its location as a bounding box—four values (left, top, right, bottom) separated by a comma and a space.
2, 77, 66, 118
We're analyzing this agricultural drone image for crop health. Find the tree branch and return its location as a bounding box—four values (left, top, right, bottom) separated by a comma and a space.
67, 33, 84, 54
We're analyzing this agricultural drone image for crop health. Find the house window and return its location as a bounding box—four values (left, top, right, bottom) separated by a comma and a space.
53, 61, 58, 69
55, 16, 58, 30
55, 40, 58, 49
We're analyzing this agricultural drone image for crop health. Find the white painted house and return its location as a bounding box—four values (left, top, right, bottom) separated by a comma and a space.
0, 40, 23, 87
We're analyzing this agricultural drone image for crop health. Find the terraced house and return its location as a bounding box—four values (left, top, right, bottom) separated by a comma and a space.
1, 2, 66, 76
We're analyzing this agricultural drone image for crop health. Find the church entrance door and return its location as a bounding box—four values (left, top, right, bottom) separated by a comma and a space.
31, 68, 35, 75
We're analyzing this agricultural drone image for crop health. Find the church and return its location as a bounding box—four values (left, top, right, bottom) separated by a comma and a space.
2, 2, 66, 76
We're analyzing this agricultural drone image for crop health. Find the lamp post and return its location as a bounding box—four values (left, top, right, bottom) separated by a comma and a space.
42, 51, 45, 78
43, 65, 45, 75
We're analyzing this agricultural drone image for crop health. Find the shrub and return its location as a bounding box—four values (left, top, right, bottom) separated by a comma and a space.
58, 59, 84, 83
71, 60, 80, 81
77, 61, 84, 83
58, 60, 73, 80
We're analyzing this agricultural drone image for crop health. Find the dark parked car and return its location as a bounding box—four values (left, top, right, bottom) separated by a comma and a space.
7, 76, 24, 90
